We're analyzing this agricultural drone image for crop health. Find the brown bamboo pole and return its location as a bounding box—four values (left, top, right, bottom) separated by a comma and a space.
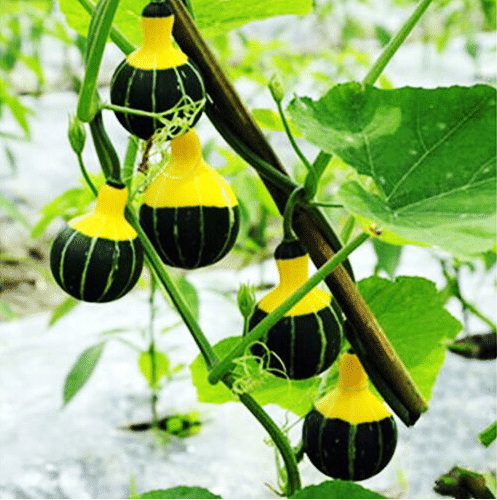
168, 0, 427, 424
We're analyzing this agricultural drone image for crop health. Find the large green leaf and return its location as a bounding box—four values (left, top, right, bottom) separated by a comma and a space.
290, 480, 385, 499
358, 276, 462, 400
60, 0, 312, 47
288, 83, 496, 257
190, 336, 320, 417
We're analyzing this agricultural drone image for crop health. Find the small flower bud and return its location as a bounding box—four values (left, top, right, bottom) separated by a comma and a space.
238, 283, 256, 319
68, 114, 86, 155
269, 73, 285, 103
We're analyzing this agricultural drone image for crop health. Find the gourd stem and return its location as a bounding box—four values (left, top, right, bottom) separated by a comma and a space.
362, 0, 436, 86
208, 231, 371, 385
89, 111, 122, 184
236, 390, 302, 495
282, 187, 306, 242
76, 153, 98, 196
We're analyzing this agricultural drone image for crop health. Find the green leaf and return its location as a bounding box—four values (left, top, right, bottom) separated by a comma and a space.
0, 190, 30, 229
478, 420, 496, 447
290, 480, 385, 499
138, 350, 170, 388
63, 342, 105, 406
358, 276, 462, 400
288, 83, 496, 257
190, 336, 320, 417
49, 297, 80, 326
372, 239, 402, 278
136, 486, 221, 499
60, 0, 312, 47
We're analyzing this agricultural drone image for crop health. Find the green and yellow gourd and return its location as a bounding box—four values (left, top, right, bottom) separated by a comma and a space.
303, 351, 398, 481
110, 1, 205, 141
139, 128, 240, 269
248, 239, 341, 380
50, 182, 144, 303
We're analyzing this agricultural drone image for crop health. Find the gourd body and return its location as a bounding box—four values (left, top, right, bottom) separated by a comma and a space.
248, 240, 341, 380
110, 2, 205, 140
50, 182, 144, 303
139, 129, 240, 269
303, 352, 398, 480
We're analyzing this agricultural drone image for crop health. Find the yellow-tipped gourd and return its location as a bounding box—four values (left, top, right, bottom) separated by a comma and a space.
248, 239, 341, 380
139, 129, 240, 269
50, 182, 143, 303
110, 1, 205, 140
303, 351, 398, 480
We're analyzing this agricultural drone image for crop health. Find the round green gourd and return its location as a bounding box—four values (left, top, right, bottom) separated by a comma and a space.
110, 1, 205, 141
303, 351, 398, 481
139, 128, 240, 269
247, 239, 341, 380
50, 182, 144, 303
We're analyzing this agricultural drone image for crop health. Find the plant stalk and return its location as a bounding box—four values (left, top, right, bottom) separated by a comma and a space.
362, 0, 436, 86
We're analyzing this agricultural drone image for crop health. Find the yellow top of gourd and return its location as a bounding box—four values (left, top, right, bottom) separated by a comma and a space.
127, 14, 187, 70
258, 253, 331, 316
143, 129, 238, 208
315, 352, 392, 424
69, 183, 138, 240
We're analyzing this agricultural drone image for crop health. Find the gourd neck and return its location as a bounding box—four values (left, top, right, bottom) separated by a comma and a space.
127, 16, 187, 70
166, 128, 202, 177
94, 182, 128, 217
276, 254, 309, 293
337, 352, 369, 391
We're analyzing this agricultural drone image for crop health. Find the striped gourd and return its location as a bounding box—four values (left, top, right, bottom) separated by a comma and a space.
139, 128, 240, 269
110, 1, 205, 141
303, 351, 398, 481
50, 182, 144, 303
248, 239, 341, 380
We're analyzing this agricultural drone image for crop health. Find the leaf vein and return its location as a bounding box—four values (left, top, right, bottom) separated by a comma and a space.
385, 95, 491, 203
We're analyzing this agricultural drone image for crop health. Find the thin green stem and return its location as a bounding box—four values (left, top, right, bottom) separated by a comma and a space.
148, 276, 159, 427
208, 231, 370, 385
340, 215, 356, 244
362, 0, 436, 86
123, 136, 139, 191
102, 102, 170, 119
76, 153, 98, 196
237, 390, 301, 495
274, 97, 315, 180
310, 201, 344, 209
283, 187, 306, 241
461, 300, 496, 332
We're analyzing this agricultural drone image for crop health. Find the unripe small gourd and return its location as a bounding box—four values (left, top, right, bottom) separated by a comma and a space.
50, 182, 144, 303
303, 351, 398, 481
139, 128, 240, 269
110, 1, 205, 140
248, 239, 341, 380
